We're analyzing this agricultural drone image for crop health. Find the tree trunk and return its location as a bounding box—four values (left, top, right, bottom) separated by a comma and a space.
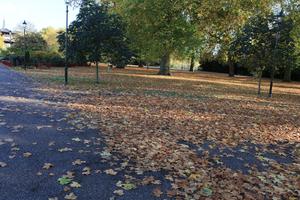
158, 53, 171, 76
257, 69, 263, 97
138, 61, 144, 68
228, 64, 235, 77
189, 54, 195, 72
228, 59, 235, 77
96, 61, 100, 84
283, 66, 292, 82
269, 65, 275, 98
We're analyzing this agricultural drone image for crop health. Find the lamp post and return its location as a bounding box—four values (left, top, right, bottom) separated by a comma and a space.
65, 0, 70, 85
268, 32, 280, 98
268, 12, 282, 98
22, 20, 27, 70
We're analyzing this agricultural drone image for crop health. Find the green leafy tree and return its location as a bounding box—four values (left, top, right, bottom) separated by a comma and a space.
10, 32, 48, 55
191, 0, 275, 77
114, 0, 276, 76
58, 0, 133, 83
232, 15, 275, 95
114, 0, 201, 75
280, 0, 300, 81
232, 11, 298, 95
57, 30, 88, 66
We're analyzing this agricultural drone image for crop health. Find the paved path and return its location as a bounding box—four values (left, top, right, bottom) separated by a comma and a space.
0, 65, 168, 200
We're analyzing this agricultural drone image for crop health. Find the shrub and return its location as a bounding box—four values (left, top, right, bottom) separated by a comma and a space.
30, 51, 64, 67
200, 60, 252, 76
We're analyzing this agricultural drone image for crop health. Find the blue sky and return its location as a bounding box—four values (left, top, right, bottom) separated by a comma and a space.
0, 0, 79, 31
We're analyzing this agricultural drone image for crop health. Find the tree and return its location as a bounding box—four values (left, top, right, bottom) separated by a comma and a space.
114, 0, 201, 75
58, 0, 133, 83
40, 27, 61, 52
191, 0, 275, 77
0, 35, 4, 49
57, 30, 88, 66
232, 11, 298, 96
279, 0, 300, 81
10, 32, 48, 55
232, 15, 274, 96
115, 0, 276, 76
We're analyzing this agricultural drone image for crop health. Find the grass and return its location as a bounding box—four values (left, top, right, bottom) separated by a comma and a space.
20, 66, 300, 102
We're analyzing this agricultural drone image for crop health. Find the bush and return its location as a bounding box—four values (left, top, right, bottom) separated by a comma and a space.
291, 68, 300, 81
30, 51, 64, 67
200, 60, 252, 76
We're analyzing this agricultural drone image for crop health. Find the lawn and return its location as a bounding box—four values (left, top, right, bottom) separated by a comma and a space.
20, 66, 300, 199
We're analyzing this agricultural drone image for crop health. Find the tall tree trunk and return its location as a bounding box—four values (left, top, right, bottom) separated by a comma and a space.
269, 65, 275, 98
158, 53, 171, 76
96, 61, 100, 84
189, 54, 195, 72
283, 65, 292, 82
228, 56, 235, 77
228, 64, 235, 77
138, 60, 144, 68
257, 69, 263, 97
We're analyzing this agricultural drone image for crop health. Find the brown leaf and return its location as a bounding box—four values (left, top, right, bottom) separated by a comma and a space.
152, 188, 163, 198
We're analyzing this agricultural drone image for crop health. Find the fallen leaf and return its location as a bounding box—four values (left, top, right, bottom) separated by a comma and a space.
58, 177, 72, 185
82, 167, 91, 175
153, 188, 163, 197
113, 189, 124, 196
72, 138, 81, 142
0, 162, 7, 168
23, 152, 32, 158
200, 187, 213, 197
105, 169, 117, 176
43, 163, 54, 170
48, 197, 58, 200
37, 125, 52, 130
121, 183, 136, 190
64, 192, 77, 200
58, 147, 73, 152
70, 181, 81, 188
72, 159, 86, 166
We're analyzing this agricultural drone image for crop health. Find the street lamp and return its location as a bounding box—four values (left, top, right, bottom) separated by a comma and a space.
65, 0, 70, 85
268, 32, 280, 98
268, 12, 282, 98
22, 20, 27, 70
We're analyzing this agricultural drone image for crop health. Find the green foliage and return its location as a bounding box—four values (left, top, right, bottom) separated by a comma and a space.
57, 31, 87, 65
195, 0, 275, 74
115, 0, 200, 61
58, 0, 132, 66
10, 32, 48, 55
232, 11, 298, 82
114, 0, 275, 75
30, 51, 64, 67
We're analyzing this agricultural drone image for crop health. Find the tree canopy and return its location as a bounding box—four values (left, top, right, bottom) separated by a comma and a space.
58, 0, 133, 82
10, 32, 48, 55
113, 0, 278, 75
41, 27, 61, 52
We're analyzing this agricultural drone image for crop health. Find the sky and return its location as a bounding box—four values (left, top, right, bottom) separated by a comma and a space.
0, 0, 79, 31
